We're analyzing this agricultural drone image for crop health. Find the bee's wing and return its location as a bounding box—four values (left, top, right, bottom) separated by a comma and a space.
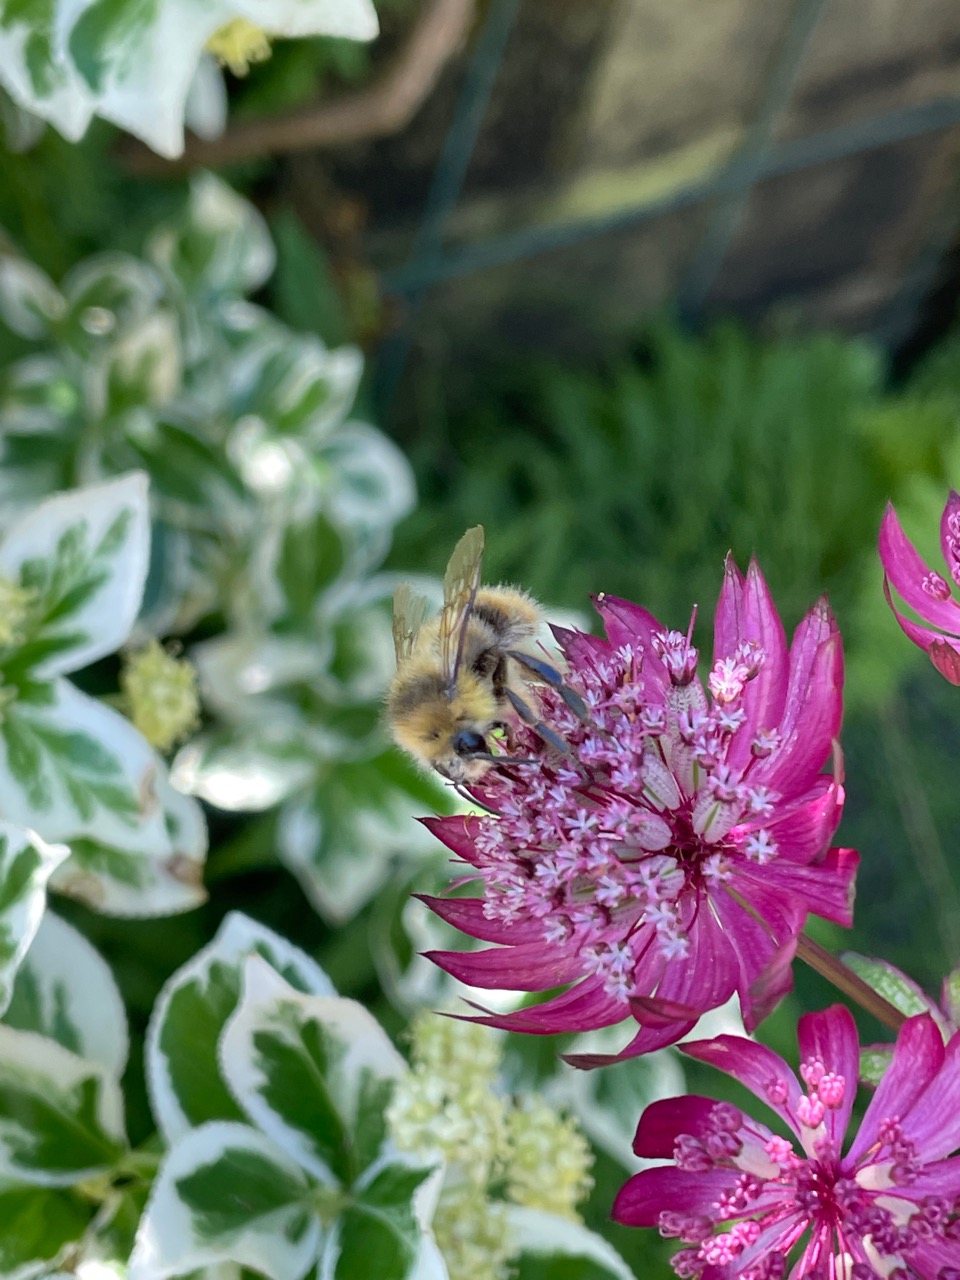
438, 525, 485, 685
392, 583, 432, 661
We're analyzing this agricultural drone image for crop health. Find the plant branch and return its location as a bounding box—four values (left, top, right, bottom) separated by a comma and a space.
118, 0, 475, 176
796, 933, 907, 1033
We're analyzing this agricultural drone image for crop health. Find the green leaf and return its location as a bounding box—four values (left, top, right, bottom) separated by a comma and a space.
0, 255, 64, 339
277, 749, 449, 923
0, 1024, 126, 1185
5, 910, 128, 1073
0, 822, 68, 1016
0, 679, 171, 860
0, 1185, 92, 1274
507, 1208, 636, 1280
220, 957, 405, 1185
68, 0, 158, 93
148, 173, 274, 299
147, 913, 333, 1143
333, 1164, 431, 1280
52, 757, 208, 918
0, 471, 150, 676
128, 1122, 320, 1280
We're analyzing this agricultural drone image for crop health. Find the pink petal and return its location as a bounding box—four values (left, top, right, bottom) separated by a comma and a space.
797, 1005, 859, 1144
632, 1094, 721, 1157
563, 1016, 697, 1068
751, 776, 843, 864
612, 1167, 735, 1226
420, 815, 487, 864
592, 594, 670, 694
735, 847, 859, 929
879, 501, 960, 632
931, 639, 960, 685
681, 1035, 804, 1137
939, 489, 960, 576
903, 1239, 960, 1279
892, 1025, 960, 1161
461, 977, 627, 1034
882, 574, 955, 652
850, 1013, 945, 1164
550, 624, 610, 669
716, 558, 790, 774
713, 554, 746, 660
424, 942, 583, 991
747, 935, 799, 1031
759, 600, 842, 796
641, 892, 738, 1014
416, 894, 544, 944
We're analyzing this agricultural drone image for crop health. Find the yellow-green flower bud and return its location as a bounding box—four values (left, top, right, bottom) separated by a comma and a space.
206, 19, 272, 76
432, 1184, 511, 1280
0, 576, 36, 648
121, 640, 200, 752
505, 1096, 594, 1220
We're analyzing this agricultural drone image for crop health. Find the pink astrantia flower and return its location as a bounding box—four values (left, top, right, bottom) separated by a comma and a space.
420, 558, 858, 1065
613, 1005, 960, 1280
879, 489, 960, 685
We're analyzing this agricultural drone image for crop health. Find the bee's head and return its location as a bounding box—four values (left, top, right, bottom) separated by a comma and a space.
388, 670, 501, 782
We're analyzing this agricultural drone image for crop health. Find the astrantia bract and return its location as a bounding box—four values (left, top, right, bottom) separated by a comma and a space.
614, 1005, 960, 1279
880, 489, 960, 684
420, 557, 858, 1064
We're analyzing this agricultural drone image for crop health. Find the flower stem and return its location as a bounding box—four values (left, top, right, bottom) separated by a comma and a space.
796, 934, 907, 1033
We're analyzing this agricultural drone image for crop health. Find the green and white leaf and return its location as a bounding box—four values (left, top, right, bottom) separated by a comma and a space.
0, 1024, 126, 1185
0, 823, 69, 1016
322, 425, 416, 563
1, 1, 377, 159
220, 955, 406, 1184
0, 677, 171, 856
277, 750, 447, 924
0, 1185, 93, 1280
52, 759, 208, 918
0, 5, 93, 144
147, 912, 333, 1143
172, 727, 319, 813
0, 470, 149, 676
4, 910, 128, 1075
318, 1162, 435, 1280
507, 1207, 636, 1280
0, 256, 64, 340
128, 1122, 320, 1280
59, 253, 165, 363
149, 172, 275, 297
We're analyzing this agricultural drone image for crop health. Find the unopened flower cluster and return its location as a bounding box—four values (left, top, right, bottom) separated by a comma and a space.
387, 1014, 593, 1280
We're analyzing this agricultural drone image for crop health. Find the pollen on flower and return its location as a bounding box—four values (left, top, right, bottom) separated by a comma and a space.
506, 1096, 594, 1219
205, 19, 273, 76
121, 640, 200, 752
0, 575, 36, 647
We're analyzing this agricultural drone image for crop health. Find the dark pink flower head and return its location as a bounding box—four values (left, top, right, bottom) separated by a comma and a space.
614, 1005, 960, 1280
880, 490, 960, 685
420, 558, 858, 1065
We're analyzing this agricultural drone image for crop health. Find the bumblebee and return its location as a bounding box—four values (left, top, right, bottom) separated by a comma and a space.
388, 527, 585, 783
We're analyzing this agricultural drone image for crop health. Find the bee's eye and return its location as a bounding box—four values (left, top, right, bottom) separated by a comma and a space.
452, 729, 486, 757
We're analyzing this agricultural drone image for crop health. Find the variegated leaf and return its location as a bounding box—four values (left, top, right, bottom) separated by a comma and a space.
0, 1024, 126, 1185
220, 956, 405, 1184
128, 1122, 320, 1280
4, 910, 128, 1075
147, 912, 333, 1142
0, 824, 69, 1016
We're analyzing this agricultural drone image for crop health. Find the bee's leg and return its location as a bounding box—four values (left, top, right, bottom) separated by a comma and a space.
506, 650, 591, 723
504, 688, 573, 756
